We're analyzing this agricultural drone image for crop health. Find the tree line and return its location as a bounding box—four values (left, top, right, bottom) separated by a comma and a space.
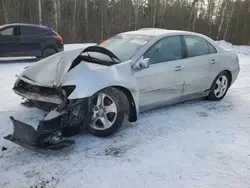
0, 0, 249, 45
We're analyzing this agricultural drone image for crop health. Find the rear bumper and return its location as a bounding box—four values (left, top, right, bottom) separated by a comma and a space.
231, 67, 240, 86
56, 42, 64, 52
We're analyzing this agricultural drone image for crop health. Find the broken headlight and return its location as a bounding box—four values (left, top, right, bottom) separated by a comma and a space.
61, 85, 76, 97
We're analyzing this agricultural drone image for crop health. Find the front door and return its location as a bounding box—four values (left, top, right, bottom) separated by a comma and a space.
0, 26, 20, 57
134, 35, 185, 111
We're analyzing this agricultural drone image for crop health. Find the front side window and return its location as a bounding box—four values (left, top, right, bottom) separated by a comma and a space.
0, 27, 14, 36
184, 36, 210, 57
144, 36, 183, 64
100, 34, 153, 62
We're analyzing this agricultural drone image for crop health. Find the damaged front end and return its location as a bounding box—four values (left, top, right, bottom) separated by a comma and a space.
4, 83, 91, 153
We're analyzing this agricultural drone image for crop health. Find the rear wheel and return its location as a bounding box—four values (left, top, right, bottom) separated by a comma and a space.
86, 88, 126, 137
42, 48, 57, 58
208, 71, 230, 101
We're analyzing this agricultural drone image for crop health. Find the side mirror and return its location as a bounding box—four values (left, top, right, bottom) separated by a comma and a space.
133, 58, 151, 70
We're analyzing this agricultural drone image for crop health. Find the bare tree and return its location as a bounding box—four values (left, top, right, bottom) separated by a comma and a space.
133, 0, 140, 30
84, 0, 88, 38
57, 0, 60, 30
1, 0, 9, 23
52, 0, 59, 31
189, 0, 199, 31
72, 0, 77, 41
217, 0, 228, 40
0, 0, 249, 45
242, 0, 250, 43
152, 0, 157, 27
223, 3, 234, 40
207, 0, 215, 37
37, 0, 42, 25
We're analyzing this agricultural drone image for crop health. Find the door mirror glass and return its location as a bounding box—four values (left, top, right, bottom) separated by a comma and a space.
133, 58, 151, 70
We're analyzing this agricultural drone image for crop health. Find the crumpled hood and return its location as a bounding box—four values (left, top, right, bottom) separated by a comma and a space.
19, 43, 96, 87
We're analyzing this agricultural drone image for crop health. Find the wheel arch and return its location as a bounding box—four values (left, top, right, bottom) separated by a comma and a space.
112, 86, 138, 122
40, 45, 58, 57
210, 70, 232, 90
77, 85, 138, 123
223, 70, 232, 85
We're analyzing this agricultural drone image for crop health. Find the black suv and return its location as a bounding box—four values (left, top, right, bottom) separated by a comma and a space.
0, 23, 64, 58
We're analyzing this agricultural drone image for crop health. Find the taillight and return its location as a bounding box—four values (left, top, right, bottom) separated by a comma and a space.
54, 35, 63, 42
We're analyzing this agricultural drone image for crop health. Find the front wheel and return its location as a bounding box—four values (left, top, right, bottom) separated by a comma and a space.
86, 88, 126, 137
208, 71, 230, 101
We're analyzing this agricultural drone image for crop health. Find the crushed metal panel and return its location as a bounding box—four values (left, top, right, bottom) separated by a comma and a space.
19, 44, 95, 87
13, 89, 62, 104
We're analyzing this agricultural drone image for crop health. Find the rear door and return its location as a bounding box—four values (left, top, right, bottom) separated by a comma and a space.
181, 35, 217, 97
0, 26, 21, 57
19, 26, 45, 56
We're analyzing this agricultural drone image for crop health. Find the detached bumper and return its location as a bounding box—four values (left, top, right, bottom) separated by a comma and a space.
4, 98, 90, 153
4, 116, 75, 153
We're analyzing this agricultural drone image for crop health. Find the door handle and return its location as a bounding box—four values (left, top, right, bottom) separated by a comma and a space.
174, 66, 183, 71
210, 59, 217, 64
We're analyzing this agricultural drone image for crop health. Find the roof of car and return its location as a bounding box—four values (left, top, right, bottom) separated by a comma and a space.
0, 23, 49, 30
122, 28, 199, 37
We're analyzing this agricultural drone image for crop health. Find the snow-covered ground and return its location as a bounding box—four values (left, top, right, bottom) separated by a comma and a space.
1, 42, 250, 188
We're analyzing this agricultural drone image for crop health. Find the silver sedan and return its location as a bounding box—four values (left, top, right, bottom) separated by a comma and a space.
6, 28, 240, 151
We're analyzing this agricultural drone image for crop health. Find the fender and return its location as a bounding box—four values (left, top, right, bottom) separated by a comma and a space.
61, 60, 140, 118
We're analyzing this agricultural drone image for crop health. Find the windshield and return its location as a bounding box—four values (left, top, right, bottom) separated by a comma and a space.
100, 34, 153, 61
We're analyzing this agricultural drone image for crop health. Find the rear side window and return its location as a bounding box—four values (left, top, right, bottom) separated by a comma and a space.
20, 26, 46, 36
208, 42, 217, 54
184, 36, 209, 57
0, 27, 14, 36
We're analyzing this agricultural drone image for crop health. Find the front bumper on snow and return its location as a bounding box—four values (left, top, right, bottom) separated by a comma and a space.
4, 117, 75, 153
4, 98, 91, 153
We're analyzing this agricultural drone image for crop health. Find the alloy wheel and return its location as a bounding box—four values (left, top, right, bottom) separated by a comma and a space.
214, 75, 228, 98
90, 92, 118, 130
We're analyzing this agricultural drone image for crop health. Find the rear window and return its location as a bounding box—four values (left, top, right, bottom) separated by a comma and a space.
184, 36, 210, 57
208, 42, 217, 54
100, 34, 153, 61
20, 26, 47, 36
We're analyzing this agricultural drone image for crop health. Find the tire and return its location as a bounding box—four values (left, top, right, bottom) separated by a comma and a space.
208, 71, 231, 101
86, 87, 126, 137
42, 48, 57, 58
